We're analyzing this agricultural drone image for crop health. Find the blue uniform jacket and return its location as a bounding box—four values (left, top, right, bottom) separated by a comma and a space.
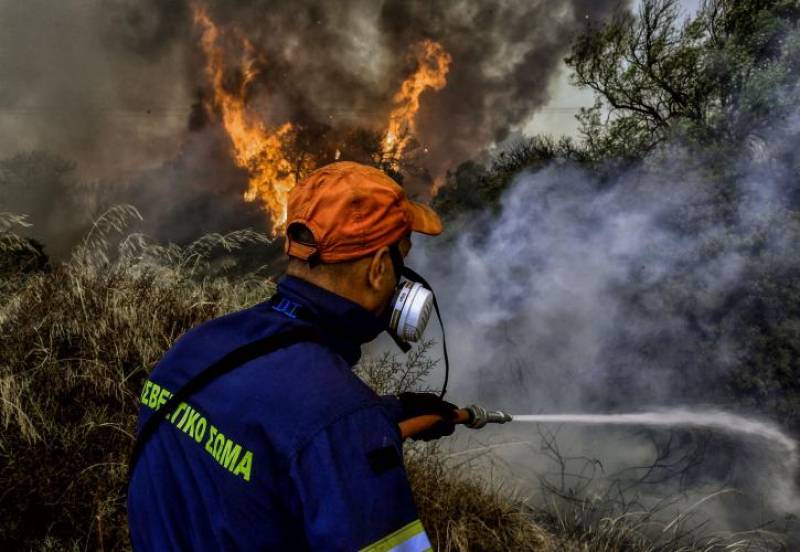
128, 276, 432, 551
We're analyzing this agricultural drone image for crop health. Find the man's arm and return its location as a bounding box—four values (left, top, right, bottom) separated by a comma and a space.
288, 404, 432, 551
378, 394, 405, 423
380, 392, 458, 441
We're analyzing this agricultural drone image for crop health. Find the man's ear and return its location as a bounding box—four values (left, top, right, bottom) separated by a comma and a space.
367, 246, 391, 291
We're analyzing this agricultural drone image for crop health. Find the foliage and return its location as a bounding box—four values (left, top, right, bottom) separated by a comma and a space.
562, 0, 800, 432
531, 426, 788, 551
433, 136, 587, 219
2, 210, 768, 550
1, 210, 563, 550
0, 210, 273, 549
0, 213, 49, 285
405, 447, 558, 552
566, 0, 800, 159
3, 1, 799, 549
433, 0, 800, 434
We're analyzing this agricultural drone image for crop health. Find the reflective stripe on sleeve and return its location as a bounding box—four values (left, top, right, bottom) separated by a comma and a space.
359, 519, 432, 552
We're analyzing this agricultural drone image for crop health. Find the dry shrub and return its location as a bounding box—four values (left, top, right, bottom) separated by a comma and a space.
0, 208, 273, 549
357, 342, 567, 551
1, 207, 564, 551
406, 445, 559, 552
0, 207, 772, 551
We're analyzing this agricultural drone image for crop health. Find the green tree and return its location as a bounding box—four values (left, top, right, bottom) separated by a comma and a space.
433, 136, 585, 219
567, 0, 800, 159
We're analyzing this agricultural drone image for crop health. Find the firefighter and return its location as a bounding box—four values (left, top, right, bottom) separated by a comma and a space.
128, 161, 456, 550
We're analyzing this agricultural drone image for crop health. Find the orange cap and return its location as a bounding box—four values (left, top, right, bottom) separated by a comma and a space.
285, 161, 443, 263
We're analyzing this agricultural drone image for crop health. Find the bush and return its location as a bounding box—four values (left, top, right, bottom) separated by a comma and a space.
0, 209, 781, 550
1, 208, 556, 550
0, 208, 273, 549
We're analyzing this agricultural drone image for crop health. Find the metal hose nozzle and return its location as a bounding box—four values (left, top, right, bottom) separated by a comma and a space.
398, 404, 513, 439
464, 404, 513, 429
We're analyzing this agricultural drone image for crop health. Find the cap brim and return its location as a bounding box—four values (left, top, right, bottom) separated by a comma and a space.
406, 201, 443, 236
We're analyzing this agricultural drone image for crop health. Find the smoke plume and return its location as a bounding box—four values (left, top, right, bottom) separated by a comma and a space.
405, 106, 800, 541
0, 0, 622, 255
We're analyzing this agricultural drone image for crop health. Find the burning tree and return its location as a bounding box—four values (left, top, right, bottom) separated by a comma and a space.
191, 1, 452, 234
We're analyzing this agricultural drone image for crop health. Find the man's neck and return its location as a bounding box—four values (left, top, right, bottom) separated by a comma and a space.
285, 266, 375, 315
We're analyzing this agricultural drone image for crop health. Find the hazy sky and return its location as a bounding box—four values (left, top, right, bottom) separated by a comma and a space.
525, 0, 703, 138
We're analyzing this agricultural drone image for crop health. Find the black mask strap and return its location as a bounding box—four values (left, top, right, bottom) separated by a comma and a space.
400, 266, 450, 399
388, 243, 405, 285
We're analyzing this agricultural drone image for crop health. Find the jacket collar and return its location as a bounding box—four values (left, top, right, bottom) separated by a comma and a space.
273, 276, 384, 365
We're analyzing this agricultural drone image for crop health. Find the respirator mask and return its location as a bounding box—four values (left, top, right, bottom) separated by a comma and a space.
388, 280, 434, 343
386, 244, 450, 398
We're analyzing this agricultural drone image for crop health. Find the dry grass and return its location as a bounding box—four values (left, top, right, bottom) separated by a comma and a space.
0, 208, 273, 549
357, 346, 562, 551
406, 446, 559, 551
0, 208, 782, 550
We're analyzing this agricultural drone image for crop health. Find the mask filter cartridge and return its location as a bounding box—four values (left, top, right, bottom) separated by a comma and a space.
389, 281, 434, 342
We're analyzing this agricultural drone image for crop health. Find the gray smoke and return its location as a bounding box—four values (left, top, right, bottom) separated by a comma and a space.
113, 0, 622, 189
0, 0, 623, 257
0, 0, 192, 181
404, 111, 800, 540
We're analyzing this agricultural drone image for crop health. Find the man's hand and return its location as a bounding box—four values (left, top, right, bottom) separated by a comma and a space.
397, 392, 458, 441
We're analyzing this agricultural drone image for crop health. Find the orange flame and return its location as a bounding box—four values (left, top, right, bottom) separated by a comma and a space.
192, 3, 452, 229
382, 40, 452, 169
193, 3, 298, 233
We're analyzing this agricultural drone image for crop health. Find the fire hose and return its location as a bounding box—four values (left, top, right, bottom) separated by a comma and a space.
399, 404, 512, 440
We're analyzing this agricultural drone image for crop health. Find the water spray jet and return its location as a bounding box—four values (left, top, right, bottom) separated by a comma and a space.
401, 406, 798, 470
509, 409, 798, 458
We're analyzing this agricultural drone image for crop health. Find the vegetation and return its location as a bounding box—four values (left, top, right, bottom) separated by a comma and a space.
1, 206, 783, 550
0, 207, 274, 549
2, 206, 565, 550
436, 0, 800, 212
435, 0, 800, 435
568, 0, 800, 159
2, 0, 799, 549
